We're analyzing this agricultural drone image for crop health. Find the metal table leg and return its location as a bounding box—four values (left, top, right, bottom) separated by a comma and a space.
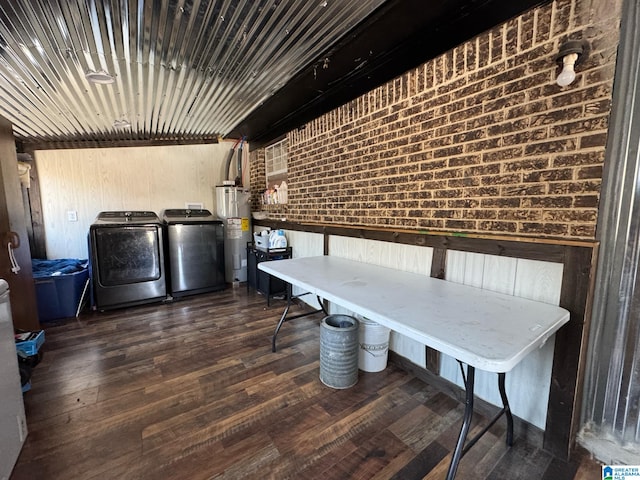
498, 372, 514, 447
447, 363, 475, 480
272, 284, 293, 352
445, 363, 514, 479
271, 284, 327, 352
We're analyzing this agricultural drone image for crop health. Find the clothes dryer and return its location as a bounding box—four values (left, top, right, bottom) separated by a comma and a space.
89, 211, 166, 310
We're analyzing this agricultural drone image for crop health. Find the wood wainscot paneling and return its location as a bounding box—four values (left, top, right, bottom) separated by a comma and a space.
548, 244, 599, 458
253, 219, 598, 459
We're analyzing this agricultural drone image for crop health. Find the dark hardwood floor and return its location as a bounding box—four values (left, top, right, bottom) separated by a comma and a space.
12, 287, 602, 479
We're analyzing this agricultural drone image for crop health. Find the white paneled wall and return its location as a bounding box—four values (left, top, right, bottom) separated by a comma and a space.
441, 251, 564, 429
328, 236, 434, 275
258, 230, 563, 429
285, 230, 324, 310
286, 230, 324, 259
328, 236, 434, 368
36, 143, 235, 259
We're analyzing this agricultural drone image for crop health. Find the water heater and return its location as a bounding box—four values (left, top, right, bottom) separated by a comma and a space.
215, 183, 251, 283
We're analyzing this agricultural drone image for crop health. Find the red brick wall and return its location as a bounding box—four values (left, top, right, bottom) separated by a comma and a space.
251, 0, 621, 240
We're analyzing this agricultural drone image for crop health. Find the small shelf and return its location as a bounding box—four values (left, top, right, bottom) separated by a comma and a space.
246, 244, 292, 305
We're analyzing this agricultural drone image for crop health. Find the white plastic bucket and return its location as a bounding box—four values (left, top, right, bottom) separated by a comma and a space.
358, 316, 391, 372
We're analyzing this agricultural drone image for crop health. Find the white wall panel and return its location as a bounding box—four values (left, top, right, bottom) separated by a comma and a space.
514, 258, 564, 304
482, 255, 517, 294
389, 331, 427, 368
446, 250, 484, 287
329, 236, 433, 275
328, 236, 432, 367
283, 230, 324, 309
441, 251, 564, 429
286, 231, 324, 259
36, 143, 232, 259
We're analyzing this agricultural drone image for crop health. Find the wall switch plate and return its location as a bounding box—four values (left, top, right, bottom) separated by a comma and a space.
67, 210, 78, 222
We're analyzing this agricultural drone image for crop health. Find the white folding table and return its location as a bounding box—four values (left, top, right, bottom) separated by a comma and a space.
258, 255, 570, 479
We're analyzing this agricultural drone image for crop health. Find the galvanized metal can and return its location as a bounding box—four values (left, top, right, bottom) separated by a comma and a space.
319, 314, 359, 389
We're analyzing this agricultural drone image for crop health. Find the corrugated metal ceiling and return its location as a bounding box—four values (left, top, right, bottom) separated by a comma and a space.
0, 0, 385, 144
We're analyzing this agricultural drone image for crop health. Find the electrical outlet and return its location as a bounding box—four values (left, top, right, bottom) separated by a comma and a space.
67, 210, 78, 222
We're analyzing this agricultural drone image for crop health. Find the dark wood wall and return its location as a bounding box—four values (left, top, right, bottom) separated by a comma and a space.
0, 117, 40, 331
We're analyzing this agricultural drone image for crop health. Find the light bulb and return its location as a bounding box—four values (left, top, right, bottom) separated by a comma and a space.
556, 52, 578, 87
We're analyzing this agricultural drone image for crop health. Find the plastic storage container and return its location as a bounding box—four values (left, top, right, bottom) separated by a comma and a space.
253, 232, 269, 249
14, 330, 45, 357
32, 259, 89, 322
15, 330, 45, 393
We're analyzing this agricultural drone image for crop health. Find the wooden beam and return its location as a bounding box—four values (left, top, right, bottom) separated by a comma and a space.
426, 247, 447, 374
22, 137, 220, 151
544, 244, 599, 459
253, 219, 596, 262
0, 117, 40, 330
21, 147, 46, 259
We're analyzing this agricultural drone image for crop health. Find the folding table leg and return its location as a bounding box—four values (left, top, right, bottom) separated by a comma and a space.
271, 286, 328, 353
272, 284, 293, 352
498, 372, 514, 446
444, 366, 514, 479
446, 364, 475, 480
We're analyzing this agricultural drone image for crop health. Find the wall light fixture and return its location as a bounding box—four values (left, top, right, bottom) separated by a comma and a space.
555, 40, 588, 87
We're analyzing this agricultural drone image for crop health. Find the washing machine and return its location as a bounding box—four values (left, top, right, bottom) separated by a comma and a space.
162, 209, 225, 298
89, 211, 166, 310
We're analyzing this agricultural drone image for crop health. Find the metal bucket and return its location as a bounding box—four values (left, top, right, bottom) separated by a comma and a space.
319, 314, 359, 389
